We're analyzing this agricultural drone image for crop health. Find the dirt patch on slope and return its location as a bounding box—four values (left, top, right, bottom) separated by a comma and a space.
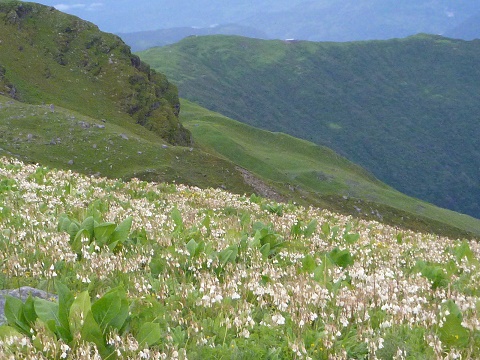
236, 166, 286, 203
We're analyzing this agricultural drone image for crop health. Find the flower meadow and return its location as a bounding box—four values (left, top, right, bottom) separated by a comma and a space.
0, 157, 479, 359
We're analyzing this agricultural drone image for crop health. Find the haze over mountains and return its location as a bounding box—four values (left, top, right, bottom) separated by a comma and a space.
33, 1, 480, 51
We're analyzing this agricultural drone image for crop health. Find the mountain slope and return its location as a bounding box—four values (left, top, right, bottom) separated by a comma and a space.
138, 34, 480, 219
179, 100, 480, 238
0, 1, 190, 145
1, 2, 479, 238
118, 25, 269, 52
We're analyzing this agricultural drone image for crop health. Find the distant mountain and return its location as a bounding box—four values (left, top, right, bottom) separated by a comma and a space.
237, 0, 480, 41
444, 12, 480, 40
138, 34, 480, 218
37, 0, 480, 41
118, 24, 268, 52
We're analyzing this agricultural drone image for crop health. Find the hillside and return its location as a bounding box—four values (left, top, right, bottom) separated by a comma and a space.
118, 25, 269, 52
138, 34, 480, 219
179, 100, 480, 238
0, 157, 479, 358
0, 1, 190, 145
3, 93, 479, 239
1, 2, 480, 238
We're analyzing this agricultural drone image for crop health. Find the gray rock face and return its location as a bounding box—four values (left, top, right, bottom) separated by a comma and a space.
0, 287, 57, 326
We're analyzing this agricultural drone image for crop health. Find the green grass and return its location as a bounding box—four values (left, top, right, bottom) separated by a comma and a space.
138, 34, 480, 218
180, 99, 480, 238
0, 95, 253, 194
0, 1, 189, 144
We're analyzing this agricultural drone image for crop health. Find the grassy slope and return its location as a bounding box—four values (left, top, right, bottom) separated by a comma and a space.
180, 100, 480, 238
1, 157, 479, 358
138, 34, 480, 218
0, 95, 253, 194
0, 1, 190, 144
2, 91, 479, 239
0, 3, 478, 238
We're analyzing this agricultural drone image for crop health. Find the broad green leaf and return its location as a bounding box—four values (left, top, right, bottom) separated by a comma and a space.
0, 325, 23, 340
439, 312, 470, 348
69, 291, 91, 336
454, 241, 475, 262
93, 222, 116, 246
329, 248, 354, 268
108, 216, 133, 250
67, 221, 80, 239
56, 282, 74, 342
304, 219, 318, 238
219, 245, 238, 267
149, 257, 165, 278
321, 222, 330, 237
22, 295, 37, 327
91, 290, 122, 333
172, 326, 186, 346
137, 321, 162, 347
344, 233, 360, 244
171, 208, 184, 233
81, 216, 95, 240
58, 214, 71, 232
34, 298, 60, 334
72, 228, 90, 253
186, 238, 198, 257
260, 243, 271, 259
4, 296, 30, 334
108, 297, 129, 332
302, 254, 316, 273
81, 310, 109, 358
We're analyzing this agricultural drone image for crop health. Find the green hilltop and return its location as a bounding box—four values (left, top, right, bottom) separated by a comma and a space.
0, 0, 190, 145
138, 34, 480, 219
0, 2, 480, 238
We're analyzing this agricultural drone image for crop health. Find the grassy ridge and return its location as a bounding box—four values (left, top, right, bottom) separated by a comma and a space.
138, 34, 480, 218
180, 100, 480, 238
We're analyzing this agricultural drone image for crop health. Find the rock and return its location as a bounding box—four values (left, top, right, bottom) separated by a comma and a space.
79, 121, 90, 129
95, 124, 105, 129
67, 159, 74, 165
120, 133, 129, 140
0, 287, 57, 326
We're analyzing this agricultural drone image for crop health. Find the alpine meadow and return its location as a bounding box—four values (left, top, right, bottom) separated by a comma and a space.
0, 1, 479, 359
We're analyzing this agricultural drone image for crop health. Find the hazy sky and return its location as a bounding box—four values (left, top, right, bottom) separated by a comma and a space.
22, 1, 480, 40
26, 0, 300, 33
